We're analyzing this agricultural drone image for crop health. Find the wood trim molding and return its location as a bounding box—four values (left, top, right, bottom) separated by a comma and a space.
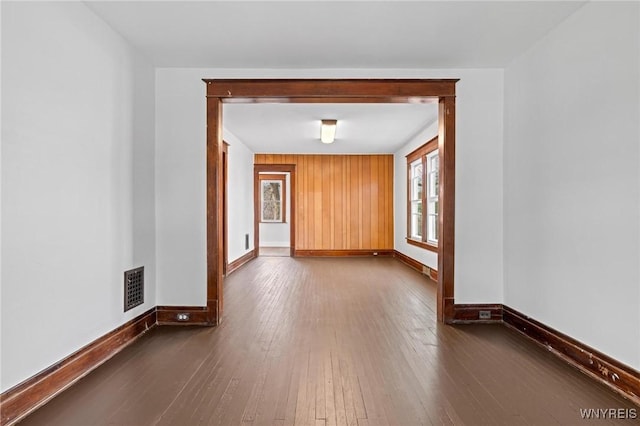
452, 304, 503, 323
258, 173, 287, 223
393, 250, 438, 281
503, 305, 640, 406
437, 96, 456, 323
406, 238, 438, 252
0, 309, 157, 426
156, 306, 210, 326
206, 79, 457, 323
295, 249, 394, 257
393, 250, 424, 273
226, 249, 257, 276
406, 136, 438, 163
204, 79, 459, 100
206, 96, 224, 325
254, 164, 296, 258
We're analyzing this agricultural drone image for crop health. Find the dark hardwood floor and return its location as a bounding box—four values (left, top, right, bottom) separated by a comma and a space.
19, 257, 636, 425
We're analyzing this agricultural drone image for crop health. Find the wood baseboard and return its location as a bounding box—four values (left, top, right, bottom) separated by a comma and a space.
295, 249, 394, 257
156, 306, 210, 326
226, 249, 257, 275
0, 308, 157, 426
392, 250, 438, 281
452, 304, 503, 323
503, 305, 640, 406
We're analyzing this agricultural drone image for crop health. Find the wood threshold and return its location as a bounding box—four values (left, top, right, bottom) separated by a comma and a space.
0, 308, 157, 426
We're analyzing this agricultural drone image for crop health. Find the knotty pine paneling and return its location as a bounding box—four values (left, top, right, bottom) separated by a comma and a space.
255, 154, 394, 250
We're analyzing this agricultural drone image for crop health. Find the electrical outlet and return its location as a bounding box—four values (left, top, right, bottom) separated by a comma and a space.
479, 310, 491, 320
176, 313, 190, 321
373, 252, 378, 256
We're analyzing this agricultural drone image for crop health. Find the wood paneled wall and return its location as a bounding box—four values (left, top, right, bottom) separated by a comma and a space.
255, 154, 394, 251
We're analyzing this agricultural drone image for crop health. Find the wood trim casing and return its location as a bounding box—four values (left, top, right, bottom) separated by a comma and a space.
503, 305, 640, 406
406, 238, 438, 252
222, 142, 229, 276
204, 79, 458, 100
206, 96, 224, 325
254, 164, 296, 257
438, 96, 456, 323
206, 79, 457, 324
258, 173, 287, 223
406, 136, 439, 252
0, 309, 157, 426
295, 249, 394, 257
226, 249, 257, 275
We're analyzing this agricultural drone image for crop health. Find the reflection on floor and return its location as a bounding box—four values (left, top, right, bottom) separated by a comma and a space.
259, 246, 290, 257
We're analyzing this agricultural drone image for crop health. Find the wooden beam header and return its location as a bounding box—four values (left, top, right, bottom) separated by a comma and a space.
203, 79, 458, 101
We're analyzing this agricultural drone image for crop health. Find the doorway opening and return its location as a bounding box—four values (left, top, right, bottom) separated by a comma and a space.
205, 79, 457, 325
254, 163, 296, 258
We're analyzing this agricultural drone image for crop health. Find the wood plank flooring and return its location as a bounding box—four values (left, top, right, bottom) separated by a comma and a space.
19, 257, 636, 425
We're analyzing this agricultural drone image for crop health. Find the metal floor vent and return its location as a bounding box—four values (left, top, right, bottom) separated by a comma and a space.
124, 266, 144, 312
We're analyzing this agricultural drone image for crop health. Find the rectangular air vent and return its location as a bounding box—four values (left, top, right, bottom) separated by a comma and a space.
124, 266, 144, 312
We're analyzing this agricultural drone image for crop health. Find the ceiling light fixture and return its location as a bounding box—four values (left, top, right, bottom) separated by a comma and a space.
320, 119, 337, 144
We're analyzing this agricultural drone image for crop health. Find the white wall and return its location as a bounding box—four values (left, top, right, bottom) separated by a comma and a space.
225, 130, 256, 263
504, 2, 640, 369
259, 173, 291, 247
155, 67, 505, 308
394, 121, 439, 270
1, 2, 156, 392
392, 70, 504, 303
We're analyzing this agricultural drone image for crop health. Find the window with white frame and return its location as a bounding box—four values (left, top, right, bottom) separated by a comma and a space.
406, 137, 439, 251
409, 158, 423, 240
425, 150, 439, 245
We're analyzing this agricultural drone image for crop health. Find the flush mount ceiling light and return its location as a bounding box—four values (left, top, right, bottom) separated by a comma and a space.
320, 119, 337, 144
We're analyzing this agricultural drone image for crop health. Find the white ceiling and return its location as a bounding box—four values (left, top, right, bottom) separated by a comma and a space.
224, 103, 438, 154
87, 1, 585, 69
86, 1, 585, 154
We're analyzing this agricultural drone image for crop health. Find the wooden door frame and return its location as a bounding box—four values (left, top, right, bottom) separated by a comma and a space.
222, 142, 229, 276
254, 164, 296, 257
205, 79, 457, 325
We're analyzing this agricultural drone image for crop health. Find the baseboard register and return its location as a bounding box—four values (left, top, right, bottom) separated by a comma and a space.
1, 254, 638, 425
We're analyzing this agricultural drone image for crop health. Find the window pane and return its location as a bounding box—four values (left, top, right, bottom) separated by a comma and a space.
427, 200, 437, 216
263, 200, 281, 221
428, 171, 437, 198
429, 154, 439, 171
261, 180, 283, 221
411, 160, 423, 179
411, 214, 422, 238
427, 214, 438, 243
411, 201, 422, 215
412, 177, 422, 200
